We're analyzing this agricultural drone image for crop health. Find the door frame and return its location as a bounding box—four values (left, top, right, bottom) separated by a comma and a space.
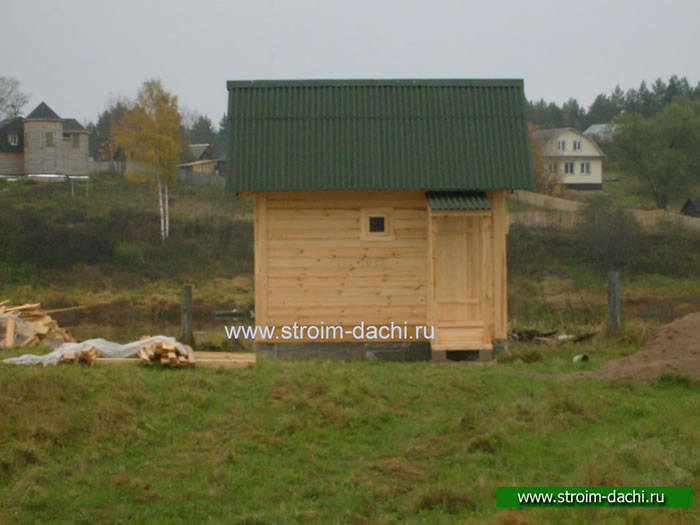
426, 208, 494, 350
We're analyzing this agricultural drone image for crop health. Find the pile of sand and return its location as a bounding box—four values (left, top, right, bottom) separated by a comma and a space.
588, 312, 700, 384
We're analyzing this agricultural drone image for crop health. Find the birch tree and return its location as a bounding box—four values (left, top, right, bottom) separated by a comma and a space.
113, 80, 181, 241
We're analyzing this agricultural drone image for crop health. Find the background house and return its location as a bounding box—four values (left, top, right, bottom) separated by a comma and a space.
227, 79, 533, 361
534, 127, 605, 190
176, 142, 226, 186
0, 102, 89, 175
583, 123, 618, 142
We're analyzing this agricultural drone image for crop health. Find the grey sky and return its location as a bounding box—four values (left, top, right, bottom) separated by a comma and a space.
4, 0, 699, 126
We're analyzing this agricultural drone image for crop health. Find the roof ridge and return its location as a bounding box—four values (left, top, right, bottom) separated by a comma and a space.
25, 102, 62, 121
227, 79, 524, 89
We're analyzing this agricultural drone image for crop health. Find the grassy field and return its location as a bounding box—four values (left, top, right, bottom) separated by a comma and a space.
0, 351, 697, 524
0, 174, 254, 313
1, 174, 698, 523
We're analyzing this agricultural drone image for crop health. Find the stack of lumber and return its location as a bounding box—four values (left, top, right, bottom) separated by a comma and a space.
136, 338, 195, 368
0, 300, 74, 348
59, 346, 98, 366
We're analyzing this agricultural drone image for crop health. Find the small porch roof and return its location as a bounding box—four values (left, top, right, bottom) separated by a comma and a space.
427, 191, 491, 210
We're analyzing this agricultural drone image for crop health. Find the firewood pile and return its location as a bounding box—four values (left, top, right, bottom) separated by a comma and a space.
0, 300, 74, 348
137, 337, 195, 368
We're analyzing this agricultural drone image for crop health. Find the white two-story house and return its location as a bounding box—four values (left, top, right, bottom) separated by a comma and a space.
534, 128, 605, 190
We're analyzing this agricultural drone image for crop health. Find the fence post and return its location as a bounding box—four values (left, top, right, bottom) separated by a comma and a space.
607, 272, 621, 335
181, 284, 194, 346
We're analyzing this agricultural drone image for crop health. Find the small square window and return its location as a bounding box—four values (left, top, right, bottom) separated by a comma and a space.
8, 134, 19, 146
369, 216, 385, 233
361, 208, 394, 240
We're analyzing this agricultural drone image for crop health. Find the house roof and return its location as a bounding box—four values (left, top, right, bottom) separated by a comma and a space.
0, 117, 24, 153
0, 117, 23, 131
25, 102, 62, 121
226, 79, 533, 192
533, 127, 606, 157
427, 191, 491, 210
62, 118, 87, 133
178, 159, 216, 167
584, 123, 618, 140
188, 143, 209, 160
533, 128, 570, 142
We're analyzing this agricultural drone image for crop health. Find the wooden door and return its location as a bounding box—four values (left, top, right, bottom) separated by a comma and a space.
431, 214, 492, 349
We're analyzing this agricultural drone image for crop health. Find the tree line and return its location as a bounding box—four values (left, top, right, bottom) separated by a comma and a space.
527, 75, 700, 130
86, 101, 225, 163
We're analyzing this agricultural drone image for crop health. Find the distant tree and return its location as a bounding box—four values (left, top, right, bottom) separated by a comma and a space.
0, 76, 29, 119
614, 98, 700, 209
636, 81, 655, 118
217, 113, 229, 141
586, 94, 618, 127
88, 99, 129, 170
562, 98, 585, 129
528, 123, 560, 194
188, 115, 216, 144
610, 85, 626, 114
113, 79, 182, 242
526, 99, 565, 128
576, 196, 642, 272
651, 78, 668, 113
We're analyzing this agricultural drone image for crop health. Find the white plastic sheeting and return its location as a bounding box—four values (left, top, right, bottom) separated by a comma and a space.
2, 336, 187, 365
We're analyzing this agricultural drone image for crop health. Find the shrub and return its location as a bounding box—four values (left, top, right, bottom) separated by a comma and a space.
575, 196, 642, 272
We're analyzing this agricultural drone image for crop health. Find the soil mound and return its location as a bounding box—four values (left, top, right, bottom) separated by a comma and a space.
589, 312, 700, 384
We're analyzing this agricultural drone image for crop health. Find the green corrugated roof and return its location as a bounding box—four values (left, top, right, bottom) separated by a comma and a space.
226, 79, 533, 192
427, 191, 491, 210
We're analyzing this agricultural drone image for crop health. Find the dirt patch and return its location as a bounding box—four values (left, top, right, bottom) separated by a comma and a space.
576, 312, 700, 384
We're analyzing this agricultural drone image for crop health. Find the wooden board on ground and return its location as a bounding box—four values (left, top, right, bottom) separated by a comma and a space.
192, 352, 256, 369
95, 352, 256, 369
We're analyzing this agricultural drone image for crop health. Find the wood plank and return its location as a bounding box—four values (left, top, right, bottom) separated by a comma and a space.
267, 285, 426, 297
267, 256, 426, 269
5, 303, 41, 313
267, 265, 425, 278
267, 246, 425, 258
431, 343, 493, 351
255, 194, 268, 327
489, 191, 508, 339
269, 296, 425, 307
186, 345, 196, 366
194, 352, 256, 360
4, 317, 15, 347
195, 360, 255, 369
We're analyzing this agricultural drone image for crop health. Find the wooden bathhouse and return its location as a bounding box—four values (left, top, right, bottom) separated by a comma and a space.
226, 79, 533, 360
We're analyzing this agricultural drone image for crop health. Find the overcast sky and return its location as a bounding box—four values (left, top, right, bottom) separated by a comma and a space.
3, 0, 699, 126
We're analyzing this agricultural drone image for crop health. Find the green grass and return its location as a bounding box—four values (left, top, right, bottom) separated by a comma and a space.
0, 357, 697, 524
1, 172, 698, 523
0, 173, 254, 309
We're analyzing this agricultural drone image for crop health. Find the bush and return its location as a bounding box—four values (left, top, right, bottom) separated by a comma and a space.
575, 196, 642, 272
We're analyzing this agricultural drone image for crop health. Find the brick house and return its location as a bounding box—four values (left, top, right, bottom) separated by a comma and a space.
0, 102, 89, 175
